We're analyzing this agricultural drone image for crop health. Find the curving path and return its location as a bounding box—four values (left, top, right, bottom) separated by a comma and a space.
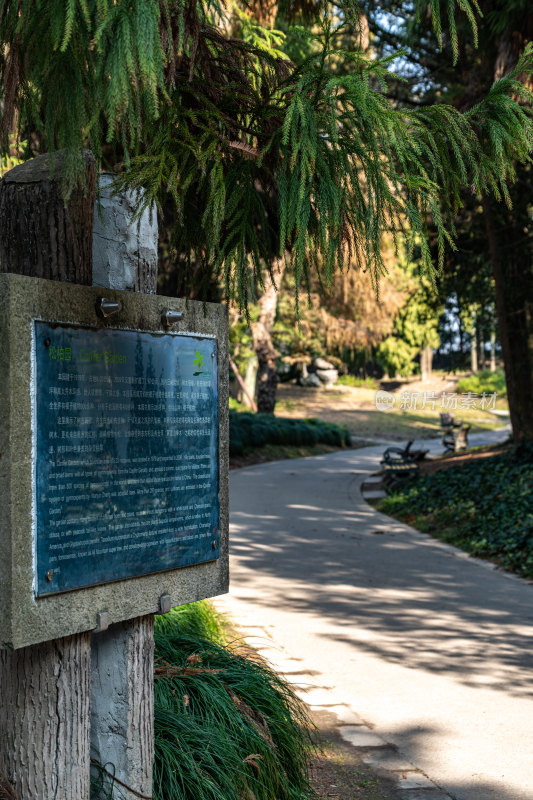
217, 429, 533, 800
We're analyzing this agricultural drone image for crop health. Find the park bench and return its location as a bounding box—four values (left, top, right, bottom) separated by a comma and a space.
440, 412, 460, 428
442, 422, 471, 452
380, 458, 419, 490
381, 440, 429, 463
380, 440, 425, 491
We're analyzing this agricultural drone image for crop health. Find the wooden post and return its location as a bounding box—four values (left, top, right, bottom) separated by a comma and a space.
90, 174, 158, 799
0, 151, 96, 799
0, 635, 91, 799
90, 618, 154, 799
0, 151, 96, 285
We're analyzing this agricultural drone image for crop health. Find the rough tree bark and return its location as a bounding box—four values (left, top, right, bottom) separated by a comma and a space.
0, 635, 91, 800
0, 151, 96, 283
0, 150, 96, 800
250, 257, 286, 413
92, 173, 158, 293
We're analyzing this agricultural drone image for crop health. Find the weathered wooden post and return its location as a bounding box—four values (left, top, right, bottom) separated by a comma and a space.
90, 174, 158, 799
0, 150, 97, 800
0, 155, 229, 798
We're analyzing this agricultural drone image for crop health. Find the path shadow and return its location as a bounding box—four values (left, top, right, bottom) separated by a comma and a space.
229, 454, 533, 700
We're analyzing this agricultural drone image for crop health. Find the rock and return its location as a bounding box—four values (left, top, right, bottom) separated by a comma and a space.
299, 373, 322, 388
312, 357, 335, 371
315, 368, 338, 386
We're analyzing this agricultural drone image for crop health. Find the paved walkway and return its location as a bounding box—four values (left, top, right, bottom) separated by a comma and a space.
217, 428, 533, 800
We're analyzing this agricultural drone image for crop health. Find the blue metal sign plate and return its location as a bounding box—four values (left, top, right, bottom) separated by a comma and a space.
34, 322, 219, 596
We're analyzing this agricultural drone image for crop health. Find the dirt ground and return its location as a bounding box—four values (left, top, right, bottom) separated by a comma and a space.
308, 710, 397, 800
417, 442, 512, 474
274, 378, 508, 441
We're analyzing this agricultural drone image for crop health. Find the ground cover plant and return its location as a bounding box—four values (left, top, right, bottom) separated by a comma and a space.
378, 445, 533, 578
152, 601, 316, 800
229, 410, 351, 457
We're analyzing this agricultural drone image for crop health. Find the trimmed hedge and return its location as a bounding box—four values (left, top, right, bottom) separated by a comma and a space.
379, 444, 533, 578
229, 410, 351, 456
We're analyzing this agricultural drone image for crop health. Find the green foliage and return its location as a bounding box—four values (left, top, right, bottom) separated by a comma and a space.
229, 312, 256, 376
229, 396, 248, 412
376, 336, 417, 377
2, 0, 533, 303
374, 254, 442, 376
380, 446, 533, 577
230, 410, 351, 455
119, 33, 533, 309
153, 602, 315, 800
456, 368, 507, 397
336, 374, 379, 389
156, 599, 228, 642
394, 290, 441, 351
0, 0, 166, 189
415, 0, 481, 62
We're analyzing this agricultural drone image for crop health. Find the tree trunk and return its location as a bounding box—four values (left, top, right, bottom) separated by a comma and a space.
490, 328, 497, 372
454, 10, 533, 441
477, 323, 485, 371
0, 151, 96, 283
93, 173, 158, 293
481, 19, 533, 441
482, 194, 533, 442
0, 151, 96, 800
250, 257, 286, 413
0, 635, 92, 800
243, 355, 259, 410
420, 344, 433, 381
470, 313, 478, 373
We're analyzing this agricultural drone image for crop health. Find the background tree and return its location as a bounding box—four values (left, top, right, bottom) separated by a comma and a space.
376, 259, 442, 379
365, 0, 533, 438
1, 0, 533, 428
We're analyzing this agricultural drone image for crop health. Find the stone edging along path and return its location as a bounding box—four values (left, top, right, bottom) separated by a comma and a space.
227, 621, 455, 800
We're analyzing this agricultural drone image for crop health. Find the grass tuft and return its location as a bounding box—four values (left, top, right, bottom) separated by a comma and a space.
153, 602, 316, 800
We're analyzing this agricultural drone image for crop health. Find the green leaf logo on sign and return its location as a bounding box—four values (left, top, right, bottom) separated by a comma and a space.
194, 350, 204, 368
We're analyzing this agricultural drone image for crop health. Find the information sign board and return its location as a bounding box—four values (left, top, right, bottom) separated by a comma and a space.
34, 322, 219, 596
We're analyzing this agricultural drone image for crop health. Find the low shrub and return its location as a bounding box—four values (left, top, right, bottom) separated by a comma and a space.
456, 368, 507, 397
379, 444, 533, 577
153, 602, 315, 800
229, 410, 351, 456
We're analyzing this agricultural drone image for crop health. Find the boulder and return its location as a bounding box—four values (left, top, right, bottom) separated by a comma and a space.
299, 373, 322, 388
312, 357, 335, 371
315, 368, 338, 386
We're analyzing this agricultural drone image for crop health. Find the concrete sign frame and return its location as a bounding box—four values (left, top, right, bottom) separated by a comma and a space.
0, 272, 229, 650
